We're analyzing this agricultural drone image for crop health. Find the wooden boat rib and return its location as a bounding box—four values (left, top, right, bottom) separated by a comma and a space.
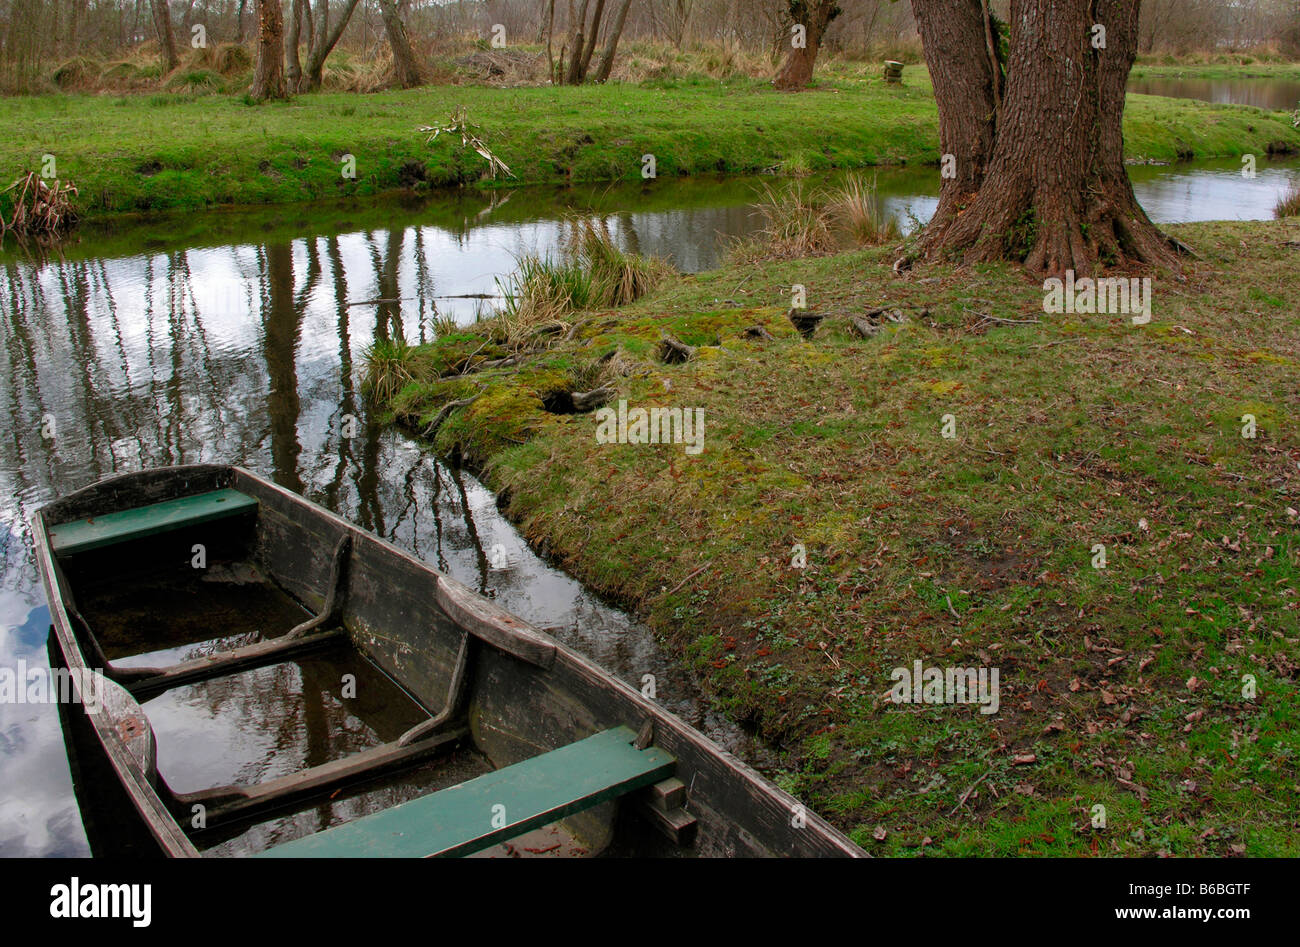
34, 464, 864, 858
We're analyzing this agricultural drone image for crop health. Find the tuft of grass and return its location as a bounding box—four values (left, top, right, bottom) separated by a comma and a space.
362, 336, 417, 402
430, 310, 461, 339
495, 254, 593, 348
825, 173, 901, 246
211, 43, 252, 76
729, 179, 836, 263
494, 220, 671, 349
51, 57, 100, 91
1275, 179, 1300, 217
571, 219, 671, 307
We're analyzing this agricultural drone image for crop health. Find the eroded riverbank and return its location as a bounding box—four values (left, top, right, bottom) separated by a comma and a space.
371, 217, 1300, 855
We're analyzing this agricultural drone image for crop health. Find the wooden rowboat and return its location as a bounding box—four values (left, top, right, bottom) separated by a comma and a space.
34, 465, 864, 858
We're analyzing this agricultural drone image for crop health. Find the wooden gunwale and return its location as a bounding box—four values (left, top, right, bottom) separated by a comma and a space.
36, 465, 866, 858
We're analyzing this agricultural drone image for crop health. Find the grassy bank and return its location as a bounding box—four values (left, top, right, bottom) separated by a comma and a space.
1131, 60, 1300, 81
369, 219, 1300, 856
7, 69, 1300, 222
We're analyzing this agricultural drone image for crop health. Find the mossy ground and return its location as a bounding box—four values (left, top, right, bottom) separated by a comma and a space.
373, 219, 1300, 856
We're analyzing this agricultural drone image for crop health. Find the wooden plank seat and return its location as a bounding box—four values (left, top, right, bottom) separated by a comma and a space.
258, 726, 676, 858
48, 488, 258, 555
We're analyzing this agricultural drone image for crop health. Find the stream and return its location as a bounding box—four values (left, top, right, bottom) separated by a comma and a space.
2, 151, 1298, 856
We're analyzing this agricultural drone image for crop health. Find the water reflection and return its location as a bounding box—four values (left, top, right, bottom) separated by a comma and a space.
2, 161, 1298, 855
0, 208, 750, 855
1129, 77, 1300, 111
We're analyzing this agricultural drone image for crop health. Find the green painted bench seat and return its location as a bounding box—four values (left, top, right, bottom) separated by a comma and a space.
259, 726, 675, 858
48, 488, 258, 555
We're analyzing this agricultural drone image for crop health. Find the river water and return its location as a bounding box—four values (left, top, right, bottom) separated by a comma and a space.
1129, 75, 1300, 111
2, 155, 1298, 856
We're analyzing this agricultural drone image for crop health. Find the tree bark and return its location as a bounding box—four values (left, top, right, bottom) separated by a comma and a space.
545, 0, 558, 84
578, 0, 607, 78
249, 0, 287, 100
565, 0, 591, 84
286, 0, 304, 91
911, 0, 1181, 276
594, 0, 633, 82
301, 0, 360, 90
150, 0, 180, 72
774, 1, 842, 91
911, 0, 997, 235
376, 0, 421, 88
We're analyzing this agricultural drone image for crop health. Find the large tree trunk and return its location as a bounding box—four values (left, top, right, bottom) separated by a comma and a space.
249, 0, 287, 100
150, 0, 180, 72
911, 0, 1181, 276
594, 0, 633, 82
773, 0, 841, 91
910, 0, 997, 237
376, 0, 421, 88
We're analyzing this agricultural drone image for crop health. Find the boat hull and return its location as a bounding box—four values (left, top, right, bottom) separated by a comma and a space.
35, 465, 864, 858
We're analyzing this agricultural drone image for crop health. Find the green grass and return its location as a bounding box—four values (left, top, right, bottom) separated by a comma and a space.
4, 68, 1298, 221
1131, 60, 1300, 82
368, 217, 1300, 856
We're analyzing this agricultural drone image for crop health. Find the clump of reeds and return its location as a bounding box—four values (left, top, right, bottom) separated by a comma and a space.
495, 255, 593, 348
728, 180, 834, 262
728, 175, 899, 262
362, 337, 417, 402
572, 219, 670, 306
430, 310, 462, 339
824, 173, 901, 246
0, 171, 79, 238
1275, 179, 1300, 218
494, 220, 671, 349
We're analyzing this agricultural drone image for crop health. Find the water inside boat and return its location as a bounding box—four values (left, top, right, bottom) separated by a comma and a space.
59, 519, 594, 857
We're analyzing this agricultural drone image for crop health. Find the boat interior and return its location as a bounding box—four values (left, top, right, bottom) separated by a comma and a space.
41, 471, 694, 858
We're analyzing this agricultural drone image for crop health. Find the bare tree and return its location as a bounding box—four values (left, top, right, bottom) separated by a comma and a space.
285, 0, 364, 91
150, 0, 180, 72
376, 0, 422, 88
774, 1, 841, 90
561, 0, 634, 84
250, 0, 287, 100
595, 0, 634, 81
